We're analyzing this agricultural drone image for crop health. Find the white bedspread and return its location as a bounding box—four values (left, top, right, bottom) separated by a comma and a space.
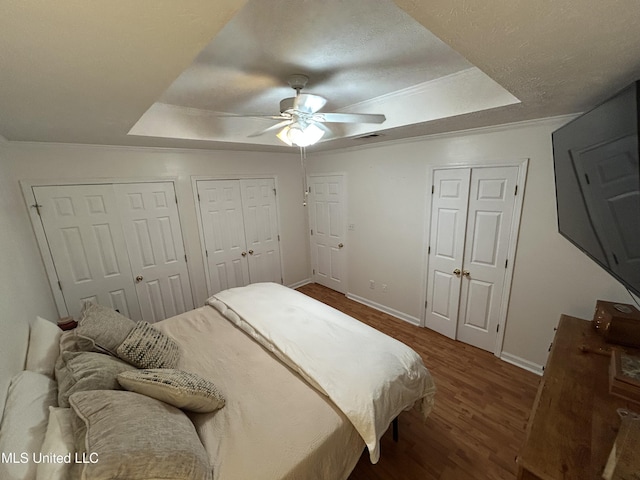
208, 282, 436, 463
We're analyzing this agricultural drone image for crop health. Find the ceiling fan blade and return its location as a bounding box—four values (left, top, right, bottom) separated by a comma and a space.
315, 112, 386, 124
210, 113, 288, 120
293, 94, 327, 114
248, 119, 293, 138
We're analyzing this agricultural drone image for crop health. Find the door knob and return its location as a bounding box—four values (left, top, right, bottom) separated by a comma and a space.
453, 269, 461, 276
338, 243, 344, 248
135, 275, 144, 283
248, 250, 254, 255
241, 252, 247, 257
463, 270, 471, 278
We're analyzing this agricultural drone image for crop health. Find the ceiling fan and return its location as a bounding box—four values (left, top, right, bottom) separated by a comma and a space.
245, 74, 386, 147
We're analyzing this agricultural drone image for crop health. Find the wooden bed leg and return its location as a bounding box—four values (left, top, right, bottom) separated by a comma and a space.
392, 417, 399, 442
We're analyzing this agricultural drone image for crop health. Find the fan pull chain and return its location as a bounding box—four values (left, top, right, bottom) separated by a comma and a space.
300, 146, 309, 206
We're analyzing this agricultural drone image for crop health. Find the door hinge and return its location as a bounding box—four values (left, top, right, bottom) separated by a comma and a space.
197, 193, 201, 202
308, 186, 312, 193
584, 174, 590, 185
273, 188, 277, 196
425, 300, 428, 308
184, 254, 187, 263
428, 246, 431, 255
312, 269, 315, 275
496, 324, 500, 333
505, 259, 508, 268
31, 203, 43, 216
277, 234, 280, 241
205, 250, 208, 258
175, 194, 178, 204
58, 280, 62, 291
431, 185, 434, 194
310, 229, 313, 236
514, 185, 518, 196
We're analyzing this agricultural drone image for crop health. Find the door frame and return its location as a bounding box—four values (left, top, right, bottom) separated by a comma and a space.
420, 158, 529, 357
191, 175, 285, 298
20, 177, 192, 318
306, 172, 349, 293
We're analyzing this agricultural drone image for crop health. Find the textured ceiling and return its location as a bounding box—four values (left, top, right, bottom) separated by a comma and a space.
1, 0, 640, 152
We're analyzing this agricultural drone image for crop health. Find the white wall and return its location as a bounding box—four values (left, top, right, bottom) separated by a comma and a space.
306, 117, 634, 369
1, 142, 308, 319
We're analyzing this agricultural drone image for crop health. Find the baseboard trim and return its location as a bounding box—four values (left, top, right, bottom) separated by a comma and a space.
346, 293, 420, 326
500, 352, 544, 376
288, 278, 313, 289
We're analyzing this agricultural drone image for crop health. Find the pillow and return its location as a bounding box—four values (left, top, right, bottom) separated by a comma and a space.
26, 316, 61, 377
35, 407, 75, 480
116, 321, 180, 369
75, 302, 135, 355
68, 390, 212, 480
117, 369, 225, 413
55, 351, 136, 408
0, 371, 57, 480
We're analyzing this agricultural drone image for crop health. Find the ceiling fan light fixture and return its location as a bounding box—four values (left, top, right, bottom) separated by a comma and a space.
277, 122, 325, 147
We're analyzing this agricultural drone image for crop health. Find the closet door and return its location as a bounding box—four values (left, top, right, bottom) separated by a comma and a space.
425, 165, 519, 352
456, 167, 518, 351
197, 180, 250, 294
33, 185, 142, 321
115, 182, 194, 323
424, 169, 470, 339
240, 179, 282, 284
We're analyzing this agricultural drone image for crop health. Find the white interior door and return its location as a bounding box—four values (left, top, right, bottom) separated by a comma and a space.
240, 179, 282, 284
197, 180, 250, 294
115, 182, 194, 323
33, 185, 142, 321
456, 166, 518, 351
425, 169, 470, 339
308, 175, 347, 293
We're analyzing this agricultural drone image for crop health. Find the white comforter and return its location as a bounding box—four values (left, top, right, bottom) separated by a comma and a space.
208, 282, 436, 463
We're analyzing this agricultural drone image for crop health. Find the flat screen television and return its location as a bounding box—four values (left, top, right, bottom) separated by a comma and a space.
552, 80, 640, 298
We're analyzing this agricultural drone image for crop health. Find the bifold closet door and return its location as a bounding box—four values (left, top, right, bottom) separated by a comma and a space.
33, 182, 193, 323
115, 183, 194, 323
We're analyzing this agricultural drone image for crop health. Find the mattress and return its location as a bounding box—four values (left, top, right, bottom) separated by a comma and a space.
156, 306, 365, 480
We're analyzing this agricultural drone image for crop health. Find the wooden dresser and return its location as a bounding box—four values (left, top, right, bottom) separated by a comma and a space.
516, 315, 639, 479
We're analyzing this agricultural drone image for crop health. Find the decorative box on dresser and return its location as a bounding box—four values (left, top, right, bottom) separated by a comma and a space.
516, 314, 639, 480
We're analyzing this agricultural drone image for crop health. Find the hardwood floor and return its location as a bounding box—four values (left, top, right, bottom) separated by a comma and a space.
296, 283, 540, 480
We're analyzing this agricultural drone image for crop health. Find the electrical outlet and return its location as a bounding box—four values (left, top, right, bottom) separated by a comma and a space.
348, 224, 355, 231
369, 280, 375, 289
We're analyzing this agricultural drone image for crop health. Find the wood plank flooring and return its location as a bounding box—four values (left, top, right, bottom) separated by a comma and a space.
296, 283, 540, 480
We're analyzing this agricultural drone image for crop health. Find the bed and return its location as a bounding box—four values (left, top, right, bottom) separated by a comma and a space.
0, 282, 436, 480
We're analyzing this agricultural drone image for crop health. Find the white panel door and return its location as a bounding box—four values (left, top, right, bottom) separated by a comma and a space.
33, 185, 142, 321
240, 179, 282, 284
456, 167, 518, 351
115, 183, 194, 323
573, 135, 640, 287
425, 169, 471, 339
308, 175, 347, 293
197, 180, 250, 295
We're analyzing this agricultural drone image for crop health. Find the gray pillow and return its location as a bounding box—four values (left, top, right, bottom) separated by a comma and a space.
75, 302, 135, 355
117, 369, 225, 413
55, 351, 136, 407
69, 390, 212, 480
116, 321, 180, 369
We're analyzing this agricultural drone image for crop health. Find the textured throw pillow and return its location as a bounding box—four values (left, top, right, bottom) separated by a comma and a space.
26, 316, 62, 377
117, 369, 225, 413
55, 351, 136, 408
75, 302, 135, 355
116, 321, 180, 369
68, 390, 212, 480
